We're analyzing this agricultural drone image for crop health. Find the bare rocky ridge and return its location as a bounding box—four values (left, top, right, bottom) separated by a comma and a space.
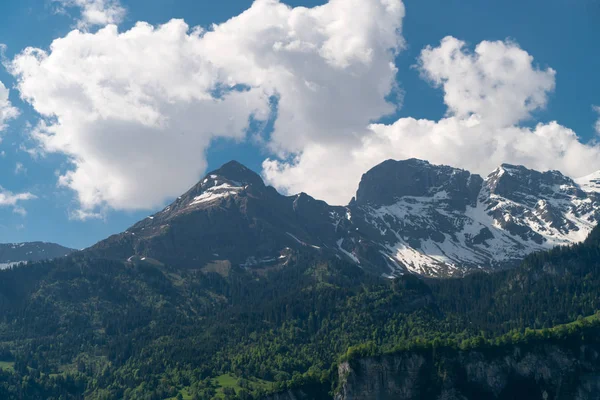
349, 160, 600, 276
87, 159, 600, 277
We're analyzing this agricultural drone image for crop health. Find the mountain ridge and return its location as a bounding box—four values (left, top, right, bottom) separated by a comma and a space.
87, 158, 600, 277
0, 242, 76, 269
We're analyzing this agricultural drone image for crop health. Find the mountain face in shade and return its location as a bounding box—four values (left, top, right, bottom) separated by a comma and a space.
0, 242, 76, 269
87, 161, 351, 270
87, 159, 600, 277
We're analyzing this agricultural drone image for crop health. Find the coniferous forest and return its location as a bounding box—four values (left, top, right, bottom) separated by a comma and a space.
1, 226, 600, 399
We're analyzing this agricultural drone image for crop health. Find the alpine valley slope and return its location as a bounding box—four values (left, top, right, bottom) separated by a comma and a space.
87, 159, 600, 277
0, 242, 75, 270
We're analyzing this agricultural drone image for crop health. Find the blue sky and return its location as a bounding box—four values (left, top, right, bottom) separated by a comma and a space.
0, 0, 598, 249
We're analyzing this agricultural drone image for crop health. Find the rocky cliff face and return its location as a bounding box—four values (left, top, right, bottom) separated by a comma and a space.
262, 386, 331, 400
334, 344, 600, 400
347, 160, 600, 277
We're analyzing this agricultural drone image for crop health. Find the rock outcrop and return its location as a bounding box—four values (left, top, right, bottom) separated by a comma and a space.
335, 343, 600, 400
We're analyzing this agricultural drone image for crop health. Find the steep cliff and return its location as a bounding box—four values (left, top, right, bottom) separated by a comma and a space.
335, 341, 600, 400
262, 386, 330, 400
259, 317, 600, 400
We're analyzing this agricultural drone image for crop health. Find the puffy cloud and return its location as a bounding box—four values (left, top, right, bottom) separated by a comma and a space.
0, 187, 36, 215
264, 37, 600, 205
0, 81, 19, 132
198, 0, 405, 154
418, 36, 556, 127
54, 0, 126, 29
9, 0, 405, 215
594, 105, 600, 135
10, 21, 269, 211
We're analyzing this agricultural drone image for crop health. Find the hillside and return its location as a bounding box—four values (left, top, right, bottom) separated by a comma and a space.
0, 219, 599, 398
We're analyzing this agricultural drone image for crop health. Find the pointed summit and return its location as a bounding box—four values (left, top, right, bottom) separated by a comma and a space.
166, 161, 264, 212
206, 160, 265, 188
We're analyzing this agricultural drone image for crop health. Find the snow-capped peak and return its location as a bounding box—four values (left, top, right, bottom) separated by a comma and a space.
88, 159, 600, 279
345, 160, 600, 277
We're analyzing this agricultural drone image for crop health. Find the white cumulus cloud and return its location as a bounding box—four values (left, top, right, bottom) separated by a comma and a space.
199, 0, 405, 155
0, 81, 19, 132
594, 105, 600, 135
9, 0, 405, 216
0, 187, 36, 215
418, 37, 556, 127
264, 37, 600, 205
10, 21, 269, 212
54, 0, 126, 29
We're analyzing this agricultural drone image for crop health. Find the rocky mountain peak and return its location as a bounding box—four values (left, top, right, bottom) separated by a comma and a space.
152, 161, 267, 217
343, 160, 600, 276
207, 160, 265, 188
485, 164, 585, 207
355, 158, 482, 210
87, 158, 600, 278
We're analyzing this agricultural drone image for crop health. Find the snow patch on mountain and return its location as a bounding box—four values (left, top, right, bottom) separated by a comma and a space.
0, 261, 24, 270
184, 170, 251, 208
189, 182, 244, 207
337, 238, 360, 264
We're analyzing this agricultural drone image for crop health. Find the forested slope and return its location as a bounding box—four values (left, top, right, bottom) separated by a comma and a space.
0, 225, 600, 399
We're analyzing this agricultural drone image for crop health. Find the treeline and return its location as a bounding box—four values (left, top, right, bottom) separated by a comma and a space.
342, 311, 600, 363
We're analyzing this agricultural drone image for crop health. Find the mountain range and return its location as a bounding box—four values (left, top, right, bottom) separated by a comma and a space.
0, 242, 75, 269
2, 159, 600, 399
87, 159, 600, 277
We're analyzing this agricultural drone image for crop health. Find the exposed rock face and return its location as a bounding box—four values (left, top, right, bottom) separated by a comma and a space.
336, 353, 427, 400
87, 159, 600, 277
334, 344, 600, 400
484, 165, 592, 242
345, 160, 600, 277
0, 242, 75, 269
261, 390, 310, 400
262, 386, 330, 400
355, 159, 481, 210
